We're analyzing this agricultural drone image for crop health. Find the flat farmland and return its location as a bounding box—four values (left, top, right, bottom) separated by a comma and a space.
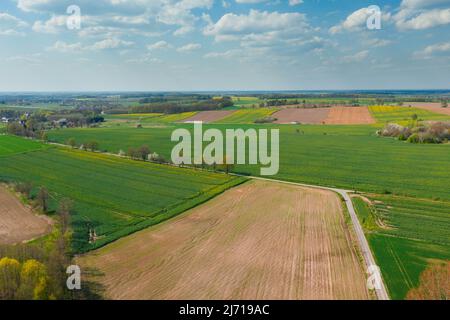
369, 106, 450, 123
0, 144, 245, 252
273, 108, 330, 124
404, 102, 450, 116
215, 108, 278, 124
47, 124, 450, 201
183, 110, 235, 123
103, 112, 196, 125
353, 195, 450, 299
0, 135, 47, 156
325, 107, 375, 125
79, 180, 369, 300
0, 185, 52, 245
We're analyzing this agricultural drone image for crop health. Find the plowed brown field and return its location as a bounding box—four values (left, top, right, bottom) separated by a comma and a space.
325, 107, 375, 124
79, 181, 369, 300
183, 110, 235, 123
404, 102, 450, 116
273, 108, 330, 124
0, 185, 52, 244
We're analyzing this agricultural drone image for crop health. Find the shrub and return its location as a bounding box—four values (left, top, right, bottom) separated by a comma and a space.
254, 117, 277, 124
407, 133, 420, 144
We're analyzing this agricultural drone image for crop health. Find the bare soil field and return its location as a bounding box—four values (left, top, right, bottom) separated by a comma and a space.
79, 180, 369, 300
325, 107, 375, 124
0, 185, 52, 245
183, 110, 235, 123
273, 108, 330, 124
404, 102, 450, 116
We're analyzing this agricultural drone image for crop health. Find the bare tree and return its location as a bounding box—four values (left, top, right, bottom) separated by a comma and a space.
36, 187, 49, 212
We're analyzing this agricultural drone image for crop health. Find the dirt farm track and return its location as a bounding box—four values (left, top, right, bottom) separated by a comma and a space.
0, 185, 52, 245
79, 180, 369, 300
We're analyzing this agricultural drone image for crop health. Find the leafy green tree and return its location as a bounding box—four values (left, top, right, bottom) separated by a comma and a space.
17, 259, 50, 300
138, 145, 151, 161
66, 138, 77, 148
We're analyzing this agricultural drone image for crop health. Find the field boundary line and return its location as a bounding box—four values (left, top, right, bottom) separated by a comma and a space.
230, 173, 391, 300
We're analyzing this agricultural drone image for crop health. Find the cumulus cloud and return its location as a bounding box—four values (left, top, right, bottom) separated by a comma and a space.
330, 6, 391, 34
395, 0, 450, 30
32, 15, 67, 33
204, 9, 311, 44
157, 0, 213, 35
18, 0, 212, 36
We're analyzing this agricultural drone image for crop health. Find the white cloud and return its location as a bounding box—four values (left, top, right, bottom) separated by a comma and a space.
341, 50, 369, 63
126, 53, 162, 64
289, 0, 303, 6
396, 8, 450, 30
395, 0, 450, 30
157, 0, 213, 33
48, 38, 133, 53
204, 9, 311, 43
32, 15, 67, 33
177, 43, 202, 52
0, 12, 28, 36
415, 42, 450, 58
47, 41, 84, 53
147, 40, 171, 50
330, 7, 391, 34
18, 0, 212, 36
364, 38, 393, 48
90, 38, 134, 50
5, 53, 42, 64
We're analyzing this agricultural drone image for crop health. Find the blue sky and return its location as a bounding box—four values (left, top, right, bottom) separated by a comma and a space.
0, 0, 449, 91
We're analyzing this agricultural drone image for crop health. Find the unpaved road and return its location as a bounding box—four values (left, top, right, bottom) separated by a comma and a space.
79, 180, 369, 300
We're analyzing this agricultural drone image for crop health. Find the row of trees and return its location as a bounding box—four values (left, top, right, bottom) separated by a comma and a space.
130, 97, 234, 114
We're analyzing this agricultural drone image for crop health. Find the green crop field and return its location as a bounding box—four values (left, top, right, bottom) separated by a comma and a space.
369, 106, 450, 123
231, 96, 262, 108
0, 142, 245, 252
103, 112, 196, 126
153, 112, 197, 123
353, 195, 450, 299
215, 108, 278, 124
47, 124, 450, 201
104, 113, 163, 120
0, 135, 47, 156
